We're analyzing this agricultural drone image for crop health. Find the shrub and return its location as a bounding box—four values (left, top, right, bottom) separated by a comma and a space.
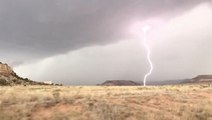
12, 79, 23, 84
0, 79, 10, 86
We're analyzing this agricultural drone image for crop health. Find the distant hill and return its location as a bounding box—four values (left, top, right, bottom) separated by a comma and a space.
98, 79, 191, 86
191, 75, 212, 83
99, 75, 212, 86
144, 76, 212, 86
0, 62, 59, 86
146, 79, 191, 86
100, 80, 141, 86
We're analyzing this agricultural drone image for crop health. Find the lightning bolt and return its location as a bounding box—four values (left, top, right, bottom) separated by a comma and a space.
143, 26, 153, 86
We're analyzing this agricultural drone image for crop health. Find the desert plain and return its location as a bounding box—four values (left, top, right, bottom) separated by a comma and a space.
0, 83, 211, 120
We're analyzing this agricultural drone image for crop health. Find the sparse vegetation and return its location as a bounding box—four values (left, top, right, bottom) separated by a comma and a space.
0, 84, 211, 120
0, 79, 9, 86
0, 62, 62, 86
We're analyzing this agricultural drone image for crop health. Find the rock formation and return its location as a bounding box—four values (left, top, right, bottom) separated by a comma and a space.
0, 62, 55, 86
0, 63, 13, 77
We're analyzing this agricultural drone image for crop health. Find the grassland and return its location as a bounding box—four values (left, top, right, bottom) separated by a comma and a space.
0, 84, 211, 120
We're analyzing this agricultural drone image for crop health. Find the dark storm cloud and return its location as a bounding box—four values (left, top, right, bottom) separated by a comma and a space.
0, 0, 210, 62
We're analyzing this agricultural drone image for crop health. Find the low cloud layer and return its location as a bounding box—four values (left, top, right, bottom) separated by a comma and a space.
1, 1, 212, 85
0, 0, 211, 65
14, 3, 212, 85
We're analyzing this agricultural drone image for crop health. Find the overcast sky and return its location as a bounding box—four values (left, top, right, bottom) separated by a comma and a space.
0, 0, 212, 85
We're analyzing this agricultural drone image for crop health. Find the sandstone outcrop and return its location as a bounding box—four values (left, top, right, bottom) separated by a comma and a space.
0, 62, 54, 86
0, 63, 13, 77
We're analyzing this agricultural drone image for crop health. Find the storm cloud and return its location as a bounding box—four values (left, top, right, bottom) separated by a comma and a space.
1, 0, 212, 85
0, 0, 211, 64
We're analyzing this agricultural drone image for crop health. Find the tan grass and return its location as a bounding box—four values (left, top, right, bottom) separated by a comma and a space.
0, 84, 211, 120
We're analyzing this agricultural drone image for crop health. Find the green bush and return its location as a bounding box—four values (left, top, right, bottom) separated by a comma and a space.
0, 79, 10, 86
12, 79, 22, 84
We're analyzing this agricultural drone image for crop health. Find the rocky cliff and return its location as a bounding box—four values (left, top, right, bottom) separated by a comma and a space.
0, 62, 51, 86
0, 63, 13, 77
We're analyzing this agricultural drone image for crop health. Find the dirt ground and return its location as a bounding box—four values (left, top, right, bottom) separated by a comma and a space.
0, 83, 211, 120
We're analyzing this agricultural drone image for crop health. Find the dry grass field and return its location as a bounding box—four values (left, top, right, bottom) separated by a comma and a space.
0, 84, 211, 120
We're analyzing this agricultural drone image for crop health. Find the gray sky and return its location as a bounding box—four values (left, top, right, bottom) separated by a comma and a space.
0, 0, 212, 85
